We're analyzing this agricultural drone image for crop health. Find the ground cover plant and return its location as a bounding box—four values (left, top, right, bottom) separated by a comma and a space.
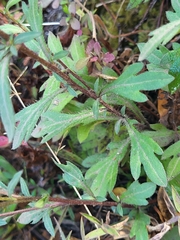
1, 0, 180, 239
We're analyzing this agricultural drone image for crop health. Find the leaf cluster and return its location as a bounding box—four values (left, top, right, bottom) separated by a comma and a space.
1, 0, 180, 239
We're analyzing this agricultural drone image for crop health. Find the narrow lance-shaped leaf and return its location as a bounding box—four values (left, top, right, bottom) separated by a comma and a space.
14, 31, 42, 45
12, 89, 62, 149
0, 53, 15, 142
8, 170, 23, 196
22, 0, 51, 60
43, 211, 55, 237
126, 121, 167, 187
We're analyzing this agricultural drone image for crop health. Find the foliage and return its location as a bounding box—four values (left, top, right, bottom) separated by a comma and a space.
1, 0, 180, 239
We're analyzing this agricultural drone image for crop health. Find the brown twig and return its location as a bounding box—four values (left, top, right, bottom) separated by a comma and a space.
0, 29, 124, 118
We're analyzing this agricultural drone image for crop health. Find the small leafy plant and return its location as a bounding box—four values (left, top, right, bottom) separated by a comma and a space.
1, 0, 180, 239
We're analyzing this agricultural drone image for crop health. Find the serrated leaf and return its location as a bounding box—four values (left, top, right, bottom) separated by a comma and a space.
20, 177, 31, 196
85, 140, 129, 198
139, 19, 180, 61
8, 170, 23, 196
32, 109, 117, 143
126, 123, 167, 186
43, 211, 55, 237
12, 90, 61, 149
14, 31, 41, 45
121, 181, 156, 205
85, 156, 118, 198
0, 54, 15, 142
103, 63, 174, 102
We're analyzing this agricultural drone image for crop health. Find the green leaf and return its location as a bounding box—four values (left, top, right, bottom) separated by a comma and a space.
0, 24, 23, 34
69, 35, 88, 74
43, 211, 55, 237
85, 155, 118, 198
47, 32, 63, 54
117, 203, 123, 216
22, 0, 51, 60
53, 50, 69, 60
130, 211, 150, 240
0, 219, 7, 226
126, 122, 167, 186
77, 122, 98, 144
6, 0, 21, 10
171, 0, 180, 17
162, 141, 180, 181
172, 185, 180, 213
8, 170, 23, 196
20, 177, 31, 197
139, 19, 180, 61
102, 63, 174, 102
114, 119, 122, 134
82, 153, 107, 168
0, 156, 16, 175
17, 209, 47, 224
85, 139, 129, 198
58, 162, 94, 197
0, 54, 15, 142
143, 124, 176, 148
81, 212, 101, 225
14, 31, 41, 45
162, 140, 180, 159
127, 0, 149, 10
32, 109, 117, 143
121, 181, 156, 205
138, 43, 163, 66
92, 99, 99, 119
35, 194, 49, 208
12, 90, 61, 149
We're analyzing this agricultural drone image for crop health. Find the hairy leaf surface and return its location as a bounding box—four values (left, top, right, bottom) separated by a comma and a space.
12, 90, 61, 149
